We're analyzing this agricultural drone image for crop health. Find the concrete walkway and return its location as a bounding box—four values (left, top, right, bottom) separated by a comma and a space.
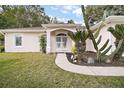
55, 53, 124, 76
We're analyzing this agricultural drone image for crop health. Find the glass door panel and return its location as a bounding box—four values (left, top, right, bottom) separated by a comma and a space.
62, 37, 67, 48
56, 42, 61, 48
56, 37, 61, 42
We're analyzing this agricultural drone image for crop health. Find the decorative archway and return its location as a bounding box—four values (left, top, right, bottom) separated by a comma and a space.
46, 28, 74, 53
56, 33, 68, 52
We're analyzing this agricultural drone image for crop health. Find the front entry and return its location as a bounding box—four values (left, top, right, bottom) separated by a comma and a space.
56, 33, 67, 52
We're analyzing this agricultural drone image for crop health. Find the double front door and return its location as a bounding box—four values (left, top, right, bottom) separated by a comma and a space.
56, 36, 67, 52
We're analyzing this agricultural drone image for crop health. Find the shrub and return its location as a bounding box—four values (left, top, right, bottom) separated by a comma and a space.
71, 46, 77, 55
108, 24, 124, 62
39, 34, 46, 53
0, 46, 4, 52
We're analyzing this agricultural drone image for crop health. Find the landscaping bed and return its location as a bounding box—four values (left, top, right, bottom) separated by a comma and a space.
66, 52, 124, 67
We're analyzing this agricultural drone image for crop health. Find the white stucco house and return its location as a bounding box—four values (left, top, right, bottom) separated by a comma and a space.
0, 16, 124, 54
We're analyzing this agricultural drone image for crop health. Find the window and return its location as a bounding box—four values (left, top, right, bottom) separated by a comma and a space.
15, 34, 22, 47
56, 33, 66, 36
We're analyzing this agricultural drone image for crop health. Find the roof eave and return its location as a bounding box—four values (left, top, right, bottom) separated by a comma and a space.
0, 29, 46, 33
90, 16, 124, 31
41, 24, 82, 28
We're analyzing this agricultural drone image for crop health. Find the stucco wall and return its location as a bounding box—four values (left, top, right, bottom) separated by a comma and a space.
86, 22, 123, 55
4, 22, 121, 53
5, 32, 41, 52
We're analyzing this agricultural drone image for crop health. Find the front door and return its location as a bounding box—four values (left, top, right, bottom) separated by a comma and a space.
56, 36, 67, 52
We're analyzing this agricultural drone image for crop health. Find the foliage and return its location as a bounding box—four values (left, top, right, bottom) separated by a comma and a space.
109, 40, 123, 62
0, 5, 51, 29
68, 30, 89, 43
81, 5, 112, 62
86, 5, 124, 26
50, 17, 58, 24
39, 34, 46, 53
0, 34, 4, 41
108, 24, 124, 40
68, 29, 89, 63
81, 5, 98, 51
108, 24, 124, 62
0, 15, 8, 29
0, 46, 4, 52
71, 46, 77, 55
67, 19, 75, 24
0, 34, 4, 51
96, 36, 112, 62
85, 5, 106, 26
93, 11, 107, 39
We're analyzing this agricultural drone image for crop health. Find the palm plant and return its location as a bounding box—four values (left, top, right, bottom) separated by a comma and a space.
108, 24, 124, 62
68, 30, 89, 63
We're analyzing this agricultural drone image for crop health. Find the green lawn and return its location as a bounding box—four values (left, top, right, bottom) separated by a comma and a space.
0, 53, 124, 88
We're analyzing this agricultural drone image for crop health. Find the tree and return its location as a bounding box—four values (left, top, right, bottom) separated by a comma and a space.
26, 5, 50, 26
0, 5, 51, 28
86, 5, 124, 26
0, 15, 8, 29
50, 17, 59, 24
68, 29, 89, 63
67, 20, 75, 24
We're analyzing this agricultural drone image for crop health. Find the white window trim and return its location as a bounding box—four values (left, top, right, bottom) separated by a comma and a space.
13, 33, 24, 48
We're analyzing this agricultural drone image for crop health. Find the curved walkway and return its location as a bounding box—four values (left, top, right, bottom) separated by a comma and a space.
55, 53, 124, 76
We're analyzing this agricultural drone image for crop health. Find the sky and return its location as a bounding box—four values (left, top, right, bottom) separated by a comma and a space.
43, 5, 83, 24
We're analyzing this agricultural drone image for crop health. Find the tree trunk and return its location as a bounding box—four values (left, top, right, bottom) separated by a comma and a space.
75, 41, 86, 64
81, 5, 98, 51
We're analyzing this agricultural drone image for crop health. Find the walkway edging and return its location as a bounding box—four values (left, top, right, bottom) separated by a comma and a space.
55, 53, 124, 76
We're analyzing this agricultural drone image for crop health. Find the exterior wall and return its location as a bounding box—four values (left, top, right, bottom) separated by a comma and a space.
51, 31, 56, 52
4, 22, 121, 53
5, 32, 41, 52
86, 39, 95, 52
97, 23, 116, 54
46, 23, 117, 54
87, 22, 123, 55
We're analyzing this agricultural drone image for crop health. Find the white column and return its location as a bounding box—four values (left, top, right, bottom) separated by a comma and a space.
46, 31, 51, 53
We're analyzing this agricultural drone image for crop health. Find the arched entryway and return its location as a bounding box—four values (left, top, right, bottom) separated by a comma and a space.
46, 28, 75, 53
56, 33, 68, 52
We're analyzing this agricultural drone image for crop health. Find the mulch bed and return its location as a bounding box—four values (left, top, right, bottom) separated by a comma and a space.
66, 51, 124, 67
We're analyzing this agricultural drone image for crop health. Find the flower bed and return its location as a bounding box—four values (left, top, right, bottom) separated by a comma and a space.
66, 51, 124, 67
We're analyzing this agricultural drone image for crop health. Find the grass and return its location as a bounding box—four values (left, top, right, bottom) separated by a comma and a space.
0, 53, 124, 88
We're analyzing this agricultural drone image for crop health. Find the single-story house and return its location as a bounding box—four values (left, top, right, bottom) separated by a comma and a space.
0, 16, 123, 54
